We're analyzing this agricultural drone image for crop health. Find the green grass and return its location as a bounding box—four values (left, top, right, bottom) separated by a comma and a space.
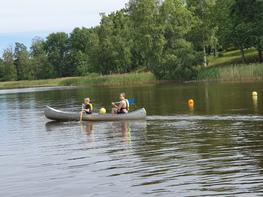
0, 72, 156, 89
59, 72, 156, 86
208, 48, 258, 67
0, 78, 66, 89
197, 63, 263, 81
199, 48, 263, 81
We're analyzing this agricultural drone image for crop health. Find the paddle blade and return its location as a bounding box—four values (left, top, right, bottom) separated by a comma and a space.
128, 98, 136, 105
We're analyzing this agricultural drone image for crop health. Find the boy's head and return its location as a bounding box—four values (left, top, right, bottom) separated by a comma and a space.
119, 93, 126, 100
84, 98, 90, 104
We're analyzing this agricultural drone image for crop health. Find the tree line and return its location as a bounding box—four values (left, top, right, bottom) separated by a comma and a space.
0, 0, 262, 82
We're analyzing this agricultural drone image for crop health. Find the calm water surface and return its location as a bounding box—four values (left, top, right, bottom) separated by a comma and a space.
1, 82, 263, 196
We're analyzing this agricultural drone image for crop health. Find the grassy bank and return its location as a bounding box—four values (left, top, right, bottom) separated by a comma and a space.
197, 63, 263, 81
59, 72, 155, 86
199, 48, 263, 81
0, 72, 156, 89
208, 48, 258, 66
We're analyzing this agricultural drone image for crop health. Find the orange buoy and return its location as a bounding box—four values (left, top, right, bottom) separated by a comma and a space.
188, 99, 194, 106
188, 99, 194, 111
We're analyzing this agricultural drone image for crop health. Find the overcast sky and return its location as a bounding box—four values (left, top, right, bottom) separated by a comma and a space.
0, 0, 128, 53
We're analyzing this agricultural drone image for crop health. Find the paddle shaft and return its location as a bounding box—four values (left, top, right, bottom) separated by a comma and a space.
80, 111, 83, 121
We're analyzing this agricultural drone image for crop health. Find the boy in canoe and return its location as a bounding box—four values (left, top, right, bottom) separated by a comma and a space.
82, 97, 93, 114
112, 93, 129, 114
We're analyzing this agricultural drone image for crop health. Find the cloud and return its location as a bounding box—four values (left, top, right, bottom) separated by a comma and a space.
0, 0, 128, 33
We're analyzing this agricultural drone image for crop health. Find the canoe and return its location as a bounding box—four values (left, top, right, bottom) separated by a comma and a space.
44, 106, 147, 122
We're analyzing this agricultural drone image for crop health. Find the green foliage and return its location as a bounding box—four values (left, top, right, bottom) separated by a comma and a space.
231, 0, 263, 62
151, 0, 202, 80
128, 0, 162, 69
0, 48, 17, 81
31, 38, 55, 79
0, 0, 262, 82
187, 0, 217, 48
14, 43, 33, 80
96, 10, 133, 74
186, 0, 218, 66
214, 0, 263, 63
44, 32, 72, 77
69, 27, 99, 75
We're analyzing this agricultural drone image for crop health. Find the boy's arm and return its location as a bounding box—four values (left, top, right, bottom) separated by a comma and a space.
117, 101, 125, 110
112, 102, 118, 108
82, 104, 86, 111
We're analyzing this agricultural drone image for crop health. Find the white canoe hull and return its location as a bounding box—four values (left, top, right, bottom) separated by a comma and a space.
44, 106, 147, 122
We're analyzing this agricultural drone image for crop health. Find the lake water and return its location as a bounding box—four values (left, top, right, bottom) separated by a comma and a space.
1, 82, 263, 196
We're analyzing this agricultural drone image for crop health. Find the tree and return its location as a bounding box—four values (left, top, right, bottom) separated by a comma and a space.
5, 0, 262, 82
0, 59, 3, 80
230, 0, 263, 62
152, 0, 201, 80
44, 32, 72, 77
0, 47, 17, 81
14, 43, 32, 80
187, 0, 217, 67
128, 0, 162, 69
96, 10, 133, 74
69, 27, 99, 75
214, 0, 261, 63
31, 38, 55, 79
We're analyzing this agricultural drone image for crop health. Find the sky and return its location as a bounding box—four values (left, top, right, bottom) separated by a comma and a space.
0, 0, 129, 54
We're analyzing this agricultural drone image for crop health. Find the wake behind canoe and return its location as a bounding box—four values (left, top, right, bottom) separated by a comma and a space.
44, 106, 147, 122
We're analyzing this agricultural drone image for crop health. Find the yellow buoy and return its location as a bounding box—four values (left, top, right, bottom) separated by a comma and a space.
99, 108, 106, 114
252, 91, 258, 97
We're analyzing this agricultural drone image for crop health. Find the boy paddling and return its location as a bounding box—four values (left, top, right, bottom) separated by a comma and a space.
112, 93, 129, 114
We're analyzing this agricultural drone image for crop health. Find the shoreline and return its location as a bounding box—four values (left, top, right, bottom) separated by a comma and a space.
0, 72, 157, 90
1, 63, 263, 90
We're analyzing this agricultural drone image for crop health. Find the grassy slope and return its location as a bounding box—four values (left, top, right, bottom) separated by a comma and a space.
208, 48, 258, 66
0, 72, 156, 89
198, 48, 263, 81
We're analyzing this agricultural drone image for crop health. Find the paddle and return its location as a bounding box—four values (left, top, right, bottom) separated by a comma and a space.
127, 98, 136, 105
80, 111, 83, 121
80, 103, 85, 121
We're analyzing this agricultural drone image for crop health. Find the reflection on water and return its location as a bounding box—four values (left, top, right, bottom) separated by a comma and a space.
1, 82, 263, 196
45, 120, 146, 145
82, 121, 94, 136
252, 95, 258, 113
